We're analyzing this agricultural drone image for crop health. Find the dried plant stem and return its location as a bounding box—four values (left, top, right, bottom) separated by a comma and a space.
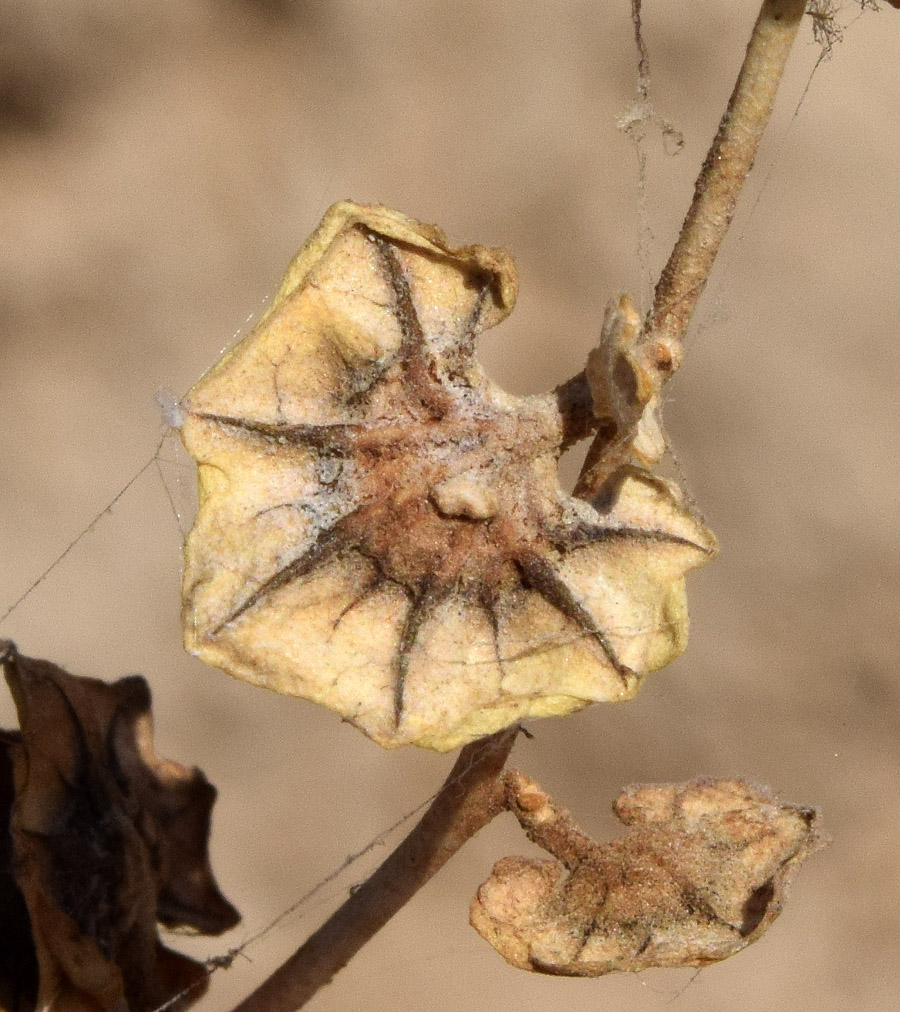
574, 0, 806, 491
646, 0, 806, 359
231, 727, 518, 1012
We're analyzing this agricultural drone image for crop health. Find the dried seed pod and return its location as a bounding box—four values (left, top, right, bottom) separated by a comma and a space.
471, 773, 825, 976
180, 202, 715, 751
0, 641, 239, 1012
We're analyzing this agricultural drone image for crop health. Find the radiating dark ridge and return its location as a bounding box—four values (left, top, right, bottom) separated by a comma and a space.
444, 284, 489, 389
458, 284, 488, 350
633, 932, 654, 958
392, 578, 444, 725
573, 917, 604, 963
558, 521, 714, 554
191, 412, 359, 451
369, 233, 454, 418
211, 516, 357, 634
320, 303, 399, 411
478, 585, 507, 682
514, 553, 633, 682
675, 881, 734, 933
641, 845, 735, 933
367, 233, 426, 351
330, 569, 384, 631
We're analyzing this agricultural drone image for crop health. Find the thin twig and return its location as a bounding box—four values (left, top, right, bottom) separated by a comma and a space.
230, 726, 518, 1012
645, 0, 807, 364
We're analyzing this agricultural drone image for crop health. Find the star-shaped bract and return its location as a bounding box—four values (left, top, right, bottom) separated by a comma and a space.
180, 203, 715, 751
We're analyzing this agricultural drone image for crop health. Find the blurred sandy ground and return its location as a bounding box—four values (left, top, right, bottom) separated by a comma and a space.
1, 1, 898, 1009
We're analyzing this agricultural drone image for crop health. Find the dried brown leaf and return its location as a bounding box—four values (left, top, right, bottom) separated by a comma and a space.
180, 202, 715, 751
0, 735, 38, 1011
471, 773, 825, 975
0, 641, 238, 1012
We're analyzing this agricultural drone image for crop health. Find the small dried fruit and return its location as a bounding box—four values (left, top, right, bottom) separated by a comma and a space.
180, 202, 715, 751
471, 773, 825, 975
0, 641, 238, 1012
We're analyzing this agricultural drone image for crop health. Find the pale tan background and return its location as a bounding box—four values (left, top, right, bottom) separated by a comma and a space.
1, 2, 898, 1010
